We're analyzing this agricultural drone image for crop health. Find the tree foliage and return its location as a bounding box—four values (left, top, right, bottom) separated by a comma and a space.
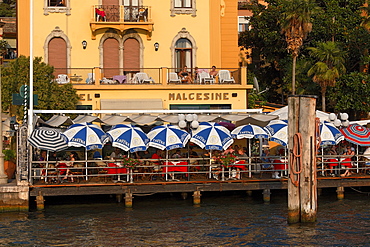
307, 41, 346, 111
1, 56, 80, 120
239, 0, 370, 116
0, 0, 15, 17
328, 72, 370, 119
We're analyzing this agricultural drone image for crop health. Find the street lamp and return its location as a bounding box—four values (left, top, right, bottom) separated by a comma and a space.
329, 112, 349, 128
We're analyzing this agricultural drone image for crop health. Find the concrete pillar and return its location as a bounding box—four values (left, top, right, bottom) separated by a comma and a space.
262, 189, 270, 203
125, 192, 133, 208
337, 187, 345, 200
193, 190, 201, 205
36, 191, 44, 211
181, 192, 188, 200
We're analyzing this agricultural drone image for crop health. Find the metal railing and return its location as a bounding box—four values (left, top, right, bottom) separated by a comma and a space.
28, 153, 370, 185
93, 5, 151, 23
52, 67, 247, 86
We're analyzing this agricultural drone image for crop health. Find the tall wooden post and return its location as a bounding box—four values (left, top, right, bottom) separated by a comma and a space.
288, 95, 317, 223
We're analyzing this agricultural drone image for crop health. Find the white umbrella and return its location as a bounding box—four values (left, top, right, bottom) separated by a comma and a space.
107, 124, 149, 153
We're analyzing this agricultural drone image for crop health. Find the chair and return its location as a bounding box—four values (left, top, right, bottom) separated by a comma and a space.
218, 70, 235, 83
100, 77, 115, 84
199, 71, 215, 84
56, 74, 70, 84
134, 72, 155, 84
168, 72, 181, 83
137, 7, 148, 22
86, 73, 95, 84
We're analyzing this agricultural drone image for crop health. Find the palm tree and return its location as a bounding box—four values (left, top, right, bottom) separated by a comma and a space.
280, 0, 319, 95
307, 41, 347, 112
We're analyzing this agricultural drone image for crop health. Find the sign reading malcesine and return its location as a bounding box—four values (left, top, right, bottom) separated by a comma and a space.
168, 92, 229, 101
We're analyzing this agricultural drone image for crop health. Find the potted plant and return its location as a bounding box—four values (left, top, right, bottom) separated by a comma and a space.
215, 153, 236, 168
3, 149, 16, 179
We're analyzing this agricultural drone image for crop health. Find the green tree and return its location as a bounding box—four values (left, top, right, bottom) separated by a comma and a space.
239, 0, 369, 113
307, 41, 346, 111
328, 72, 370, 119
280, 0, 319, 95
0, 0, 15, 17
1, 56, 80, 120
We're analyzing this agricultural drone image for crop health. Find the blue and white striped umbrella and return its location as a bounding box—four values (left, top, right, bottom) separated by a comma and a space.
28, 128, 68, 152
264, 120, 288, 146
231, 124, 269, 139
319, 122, 344, 146
107, 124, 149, 153
190, 122, 234, 151
62, 122, 109, 151
148, 124, 190, 151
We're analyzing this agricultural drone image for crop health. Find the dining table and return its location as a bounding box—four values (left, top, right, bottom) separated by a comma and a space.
113, 75, 127, 84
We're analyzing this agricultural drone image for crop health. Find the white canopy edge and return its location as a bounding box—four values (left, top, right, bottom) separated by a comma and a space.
33, 109, 263, 114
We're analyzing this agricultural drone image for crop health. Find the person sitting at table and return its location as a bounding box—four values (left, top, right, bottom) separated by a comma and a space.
110, 148, 122, 160
209, 65, 218, 78
61, 153, 77, 182
171, 150, 182, 159
341, 146, 355, 177
151, 149, 163, 180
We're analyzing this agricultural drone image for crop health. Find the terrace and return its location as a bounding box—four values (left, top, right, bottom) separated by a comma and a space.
53, 67, 250, 90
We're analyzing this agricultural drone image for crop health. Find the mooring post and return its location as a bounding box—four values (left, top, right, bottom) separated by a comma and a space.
288, 95, 318, 223
124, 191, 133, 208
262, 189, 270, 203
35, 191, 44, 211
246, 190, 253, 197
336, 187, 345, 200
116, 194, 123, 203
181, 192, 188, 200
193, 190, 201, 205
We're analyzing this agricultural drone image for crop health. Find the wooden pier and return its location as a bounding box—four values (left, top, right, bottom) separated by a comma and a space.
29, 174, 370, 209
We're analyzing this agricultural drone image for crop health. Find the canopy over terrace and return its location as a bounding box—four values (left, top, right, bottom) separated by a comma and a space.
32, 109, 279, 129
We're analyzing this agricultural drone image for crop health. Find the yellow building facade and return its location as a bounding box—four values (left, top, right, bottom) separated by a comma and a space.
18, 0, 252, 111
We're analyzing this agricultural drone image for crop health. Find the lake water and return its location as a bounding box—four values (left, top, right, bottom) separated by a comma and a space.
0, 188, 369, 246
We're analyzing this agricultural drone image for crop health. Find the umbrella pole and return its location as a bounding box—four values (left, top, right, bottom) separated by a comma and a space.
85, 150, 88, 181
356, 145, 359, 174
166, 149, 168, 181
45, 151, 49, 182
321, 146, 324, 176
248, 139, 252, 178
209, 150, 212, 179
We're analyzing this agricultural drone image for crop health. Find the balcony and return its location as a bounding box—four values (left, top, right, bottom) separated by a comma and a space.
90, 5, 154, 40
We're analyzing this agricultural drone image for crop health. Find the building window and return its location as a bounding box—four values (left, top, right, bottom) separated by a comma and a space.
238, 16, 250, 33
174, 0, 191, 8
170, 0, 196, 17
44, 0, 71, 15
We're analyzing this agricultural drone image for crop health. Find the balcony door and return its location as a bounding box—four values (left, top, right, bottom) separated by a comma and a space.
175, 38, 192, 71
48, 37, 67, 77
123, 0, 139, 21
103, 38, 120, 78
123, 38, 140, 76
102, 0, 119, 22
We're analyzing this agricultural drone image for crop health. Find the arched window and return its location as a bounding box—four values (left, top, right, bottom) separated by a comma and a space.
123, 38, 140, 71
48, 37, 67, 76
175, 38, 192, 70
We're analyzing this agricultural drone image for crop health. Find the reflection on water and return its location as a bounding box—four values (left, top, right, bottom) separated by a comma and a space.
0, 189, 369, 246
